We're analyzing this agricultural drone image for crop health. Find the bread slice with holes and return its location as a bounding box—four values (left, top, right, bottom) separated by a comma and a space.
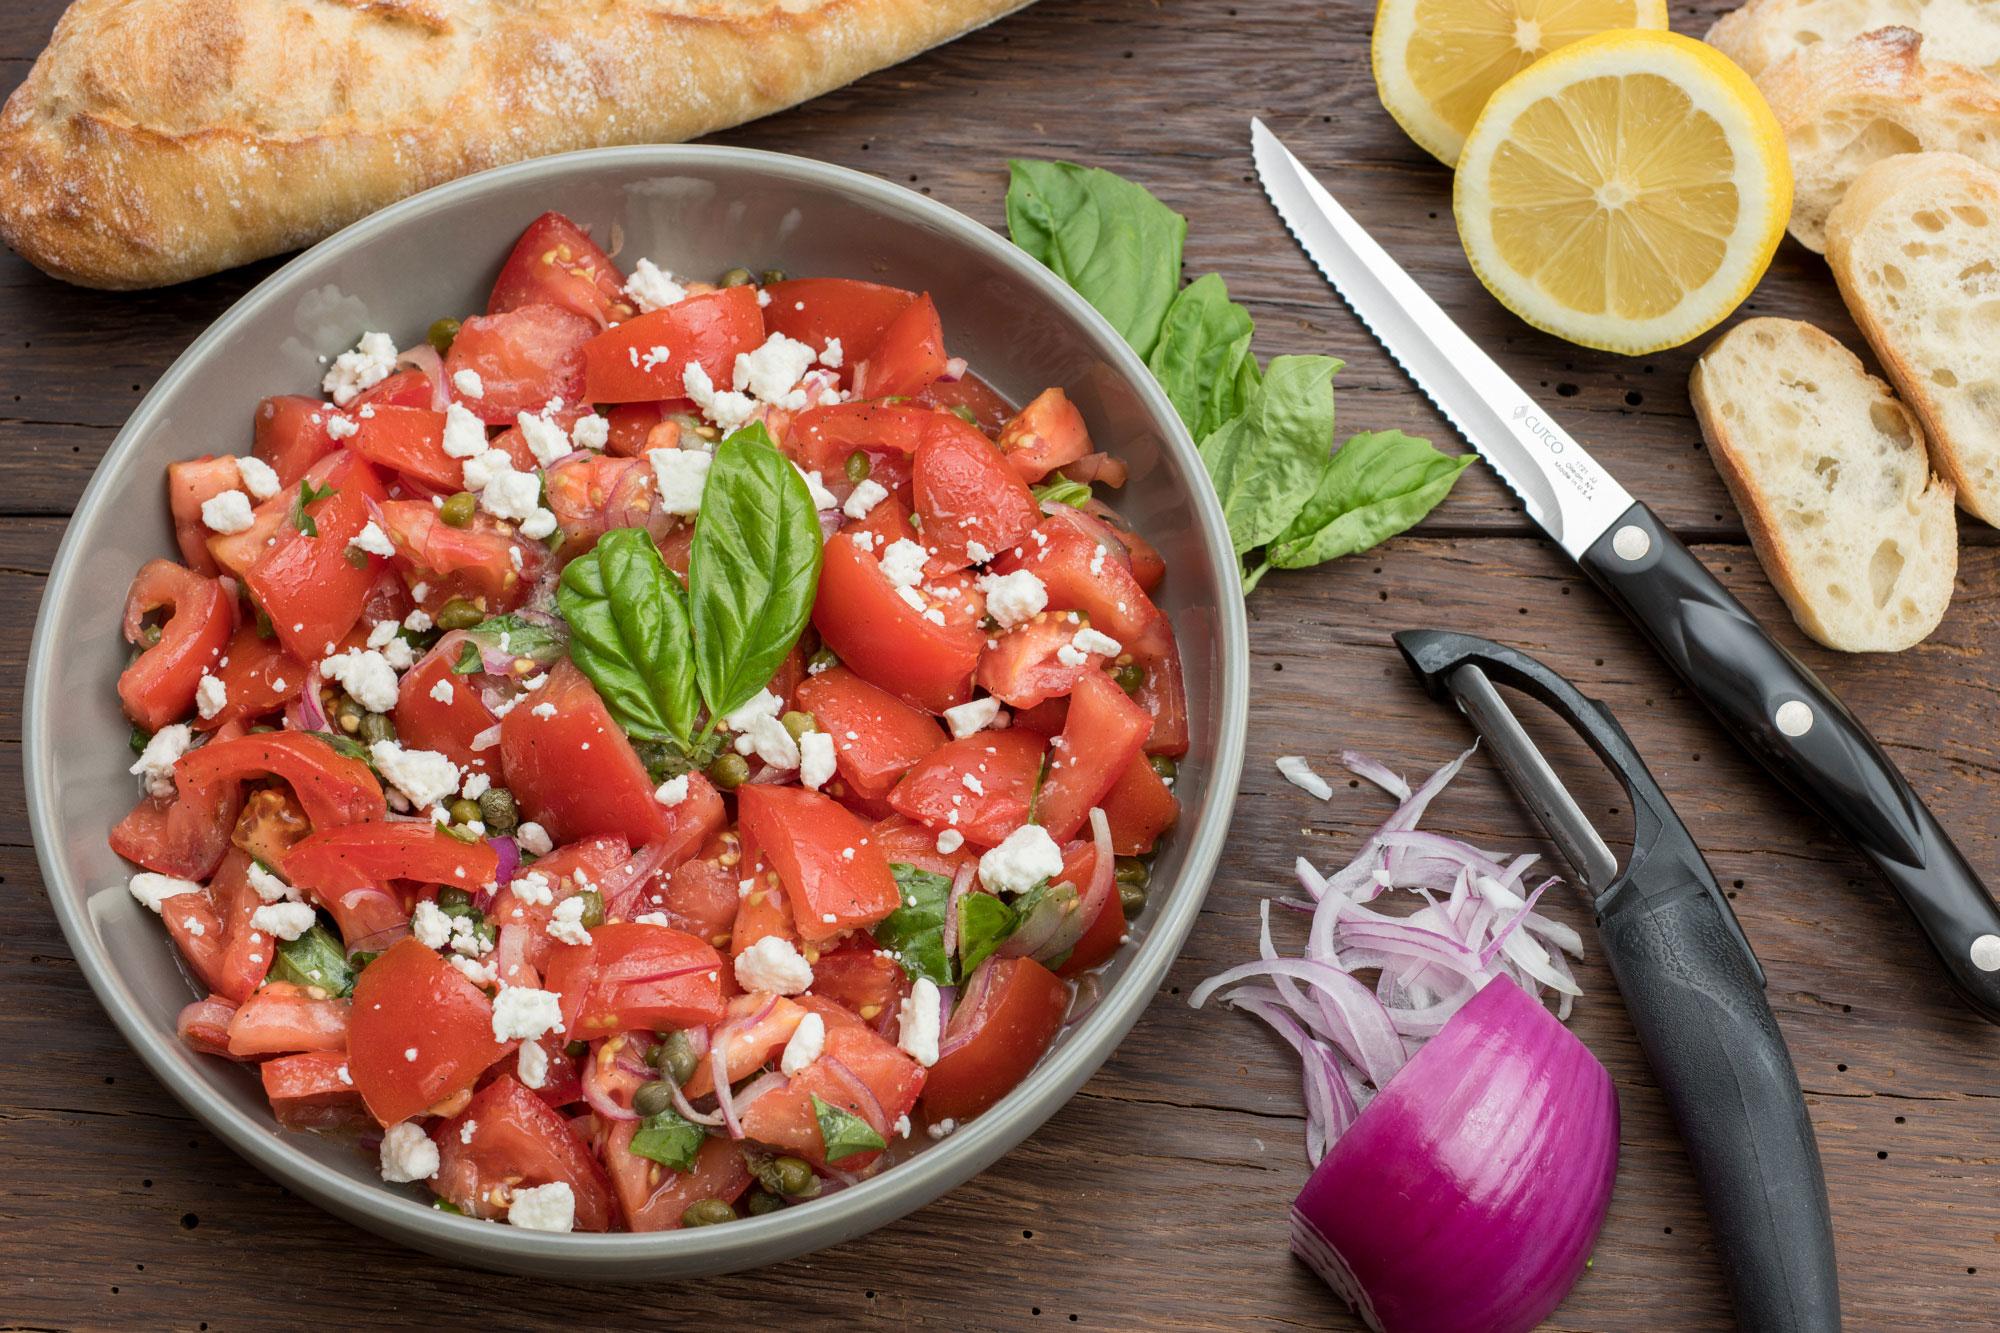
1827, 150, 2000, 526
1751, 27, 2000, 252
1708, 0, 2000, 81
1690, 317, 1956, 651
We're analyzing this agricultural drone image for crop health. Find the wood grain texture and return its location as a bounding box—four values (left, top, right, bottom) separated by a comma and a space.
2, 0, 1996, 1327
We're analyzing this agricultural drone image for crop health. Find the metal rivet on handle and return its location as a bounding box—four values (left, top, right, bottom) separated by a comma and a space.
1611, 524, 1650, 561
1972, 935, 2000, 973
1775, 700, 1814, 737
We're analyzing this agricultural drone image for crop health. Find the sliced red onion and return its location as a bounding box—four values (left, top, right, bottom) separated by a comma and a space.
941, 862, 974, 962
712, 1042, 742, 1139
286, 664, 328, 732
820, 1054, 887, 1138
731, 1070, 787, 1117
580, 1053, 638, 1122
818, 507, 844, 542
396, 342, 450, 411
670, 1078, 725, 1128
595, 840, 675, 919
469, 723, 503, 754
936, 356, 968, 383
1339, 750, 1411, 801
937, 956, 996, 1061
487, 836, 519, 890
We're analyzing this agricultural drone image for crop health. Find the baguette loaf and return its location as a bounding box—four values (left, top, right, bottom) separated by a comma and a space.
1752, 26, 2000, 252
1690, 317, 1956, 652
1826, 150, 2000, 526
1708, 0, 2000, 80
0, 0, 1033, 289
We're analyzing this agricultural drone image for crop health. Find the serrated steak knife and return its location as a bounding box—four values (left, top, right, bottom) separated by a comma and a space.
1251, 117, 2000, 1021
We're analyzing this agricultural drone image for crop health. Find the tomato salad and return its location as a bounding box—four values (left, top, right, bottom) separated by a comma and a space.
111, 212, 1186, 1233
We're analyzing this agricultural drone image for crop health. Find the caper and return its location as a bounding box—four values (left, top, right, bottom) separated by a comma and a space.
437, 886, 474, 913
707, 752, 750, 791
130, 725, 152, 755
771, 1156, 817, 1198
439, 491, 477, 528
565, 1039, 590, 1060
449, 797, 483, 826
1111, 662, 1145, 695
1148, 755, 1178, 782
334, 699, 365, 734
579, 887, 605, 929
1114, 856, 1150, 888
1118, 879, 1148, 917
139, 622, 164, 648
655, 1029, 699, 1086
806, 646, 839, 674
632, 1079, 676, 1118
478, 786, 519, 833
844, 450, 870, 484
780, 710, 817, 742
682, 1199, 737, 1227
743, 1189, 783, 1216
719, 266, 755, 288
759, 268, 787, 286
435, 597, 483, 631
427, 317, 462, 355
357, 711, 398, 746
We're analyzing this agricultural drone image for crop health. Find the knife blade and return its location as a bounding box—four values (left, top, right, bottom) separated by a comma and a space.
1252, 117, 2000, 1022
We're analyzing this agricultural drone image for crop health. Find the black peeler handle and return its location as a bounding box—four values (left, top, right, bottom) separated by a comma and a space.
1397, 630, 1841, 1333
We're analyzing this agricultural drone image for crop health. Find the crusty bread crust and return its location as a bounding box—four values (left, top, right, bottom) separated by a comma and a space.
1752, 25, 2000, 252
1691, 316, 1956, 652
1708, 0, 2000, 80
0, 0, 1035, 289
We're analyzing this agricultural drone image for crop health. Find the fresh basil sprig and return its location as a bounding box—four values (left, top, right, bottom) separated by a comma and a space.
873, 864, 955, 986
1006, 160, 1469, 591
689, 424, 824, 721
558, 527, 699, 746
811, 1094, 887, 1162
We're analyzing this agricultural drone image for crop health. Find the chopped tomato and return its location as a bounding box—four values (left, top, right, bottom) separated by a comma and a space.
921, 956, 1068, 1121
1034, 670, 1152, 843
177, 732, 386, 831
487, 212, 635, 327
177, 995, 239, 1059
377, 500, 544, 614
602, 401, 680, 456
430, 1075, 619, 1230
810, 939, 910, 1035
226, 981, 350, 1057
444, 303, 594, 425
543, 454, 669, 557
855, 293, 946, 399
284, 824, 496, 906
656, 835, 743, 947
911, 415, 1040, 570
545, 922, 725, 1037
603, 1130, 749, 1232
812, 532, 981, 714
354, 369, 437, 410
167, 456, 248, 575
580, 286, 765, 404
735, 786, 900, 943
392, 634, 502, 777
118, 559, 234, 731
347, 938, 511, 1127
261, 1050, 369, 1133
784, 401, 942, 473
794, 665, 947, 799
866, 813, 976, 879
1063, 500, 1166, 593
199, 625, 303, 731
491, 834, 632, 978
761, 277, 915, 382
499, 661, 669, 846
244, 452, 388, 662
729, 852, 796, 957
887, 729, 1046, 849
252, 395, 341, 488
989, 514, 1169, 660
996, 387, 1091, 484
975, 611, 1107, 711
1102, 754, 1178, 855
680, 991, 808, 1098
913, 372, 1013, 433
343, 405, 461, 491
738, 997, 925, 1171
1054, 842, 1122, 977
211, 850, 277, 1002
111, 736, 244, 882
1135, 637, 1189, 758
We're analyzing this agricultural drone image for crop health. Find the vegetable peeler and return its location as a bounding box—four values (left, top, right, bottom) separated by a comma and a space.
1397, 629, 1840, 1332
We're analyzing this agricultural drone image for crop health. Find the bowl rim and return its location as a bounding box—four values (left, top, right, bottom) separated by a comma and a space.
25, 142, 1249, 1267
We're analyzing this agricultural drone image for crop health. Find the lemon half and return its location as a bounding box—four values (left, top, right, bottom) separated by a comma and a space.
1453, 30, 1792, 356
1372, 0, 1669, 167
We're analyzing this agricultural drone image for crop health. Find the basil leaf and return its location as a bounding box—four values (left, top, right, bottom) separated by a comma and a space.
291, 479, 336, 537
1031, 474, 1092, 508
1148, 272, 1260, 440
464, 613, 567, 670
1260, 430, 1472, 582
309, 731, 373, 765
689, 425, 824, 720
956, 890, 1021, 978
873, 864, 956, 986
450, 640, 483, 675
270, 924, 354, 997
558, 526, 699, 745
811, 1093, 888, 1162
628, 1108, 706, 1173
1198, 354, 1342, 561
1006, 159, 1187, 361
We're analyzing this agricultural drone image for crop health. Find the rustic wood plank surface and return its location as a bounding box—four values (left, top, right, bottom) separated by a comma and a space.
3, 0, 1997, 1327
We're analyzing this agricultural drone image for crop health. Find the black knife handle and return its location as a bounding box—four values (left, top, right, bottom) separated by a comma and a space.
1597, 880, 1842, 1333
1580, 501, 2000, 1022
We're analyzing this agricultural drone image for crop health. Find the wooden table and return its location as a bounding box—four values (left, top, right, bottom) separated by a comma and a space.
4, 0, 1995, 1326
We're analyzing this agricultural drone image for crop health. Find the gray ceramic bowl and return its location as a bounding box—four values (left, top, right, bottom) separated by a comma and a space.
24, 145, 1248, 1279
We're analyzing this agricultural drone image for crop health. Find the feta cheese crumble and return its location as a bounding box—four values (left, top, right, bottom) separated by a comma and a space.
194, 672, 228, 721
507, 1181, 575, 1232
516, 1039, 549, 1089
411, 899, 455, 950
491, 986, 564, 1042
897, 976, 942, 1067
349, 521, 397, 559
321, 648, 401, 713
798, 730, 837, 791
129, 872, 200, 913
441, 402, 488, 459
200, 490, 255, 535
654, 774, 689, 807
250, 901, 316, 941
129, 724, 193, 798
369, 740, 463, 809
978, 824, 1065, 894
878, 538, 928, 588
236, 455, 280, 501
650, 447, 711, 517
518, 823, 554, 857
780, 1011, 826, 1076
733, 935, 814, 995
842, 478, 888, 520
976, 569, 1048, 630
323, 332, 398, 406
733, 333, 818, 405
625, 258, 687, 313
247, 862, 295, 903
547, 895, 592, 947
451, 368, 485, 399
942, 696, 1004, 740
379, 1121, 439, 1183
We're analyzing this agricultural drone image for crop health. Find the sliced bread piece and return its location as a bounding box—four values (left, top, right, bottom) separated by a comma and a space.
1753, 27, 2000, 252
1690, 317, 1956, 651
1827, 149, 2000, 524
1708, 0, 2000, 80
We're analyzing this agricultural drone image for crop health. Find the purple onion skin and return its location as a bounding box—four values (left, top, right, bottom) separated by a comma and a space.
1291, 975, 1618, 1333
